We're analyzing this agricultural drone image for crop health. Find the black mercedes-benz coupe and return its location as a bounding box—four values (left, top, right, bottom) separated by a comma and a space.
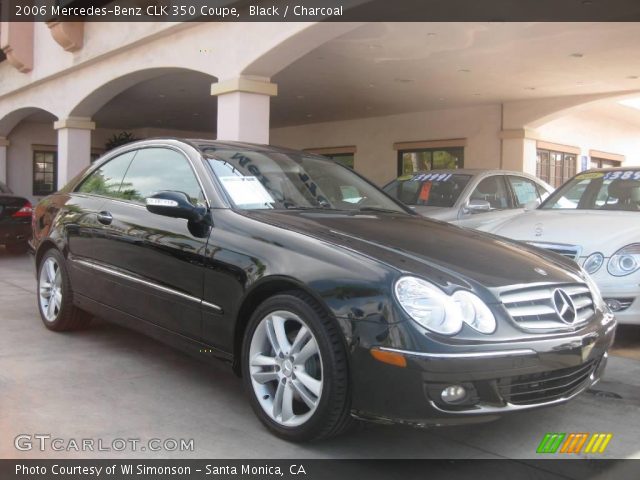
1, 181, 32, 253
31, 139, 615, 441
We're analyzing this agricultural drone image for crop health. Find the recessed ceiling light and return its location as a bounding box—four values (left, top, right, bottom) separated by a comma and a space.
473, 93, 481, 96
581, 0, 593, 5
627, 75, 639, 79
368, 44, 382, 50
569, 53, 584, 58
525, 87, 536, 90
306, 114, 313, 118
366, 106, 373, 110
438, 97, 445, 101
394, 78, 414, 83
296, 95, 305, 99
368, 83, 375, 88
458, 68, 471, 73
155, 119, 162, 123
427, 32, 437, 37
192, 113, 200, 116
316, 56, 325, 60
158, 94, 166, 98
619, 97, 640, 110
576, 81, 585, 86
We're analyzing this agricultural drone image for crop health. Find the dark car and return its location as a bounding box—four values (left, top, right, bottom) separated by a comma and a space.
31, 139, 615, 441
0, 181, 32, 253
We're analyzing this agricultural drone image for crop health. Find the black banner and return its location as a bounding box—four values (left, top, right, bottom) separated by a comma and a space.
1, 460, 639, 480
3, 0, 640, 22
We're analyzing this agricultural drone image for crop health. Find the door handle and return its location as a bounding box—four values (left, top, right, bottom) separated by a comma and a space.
97, 211, 113, 225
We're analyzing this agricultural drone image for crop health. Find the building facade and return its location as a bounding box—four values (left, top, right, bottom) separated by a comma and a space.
2, 21, 640, 201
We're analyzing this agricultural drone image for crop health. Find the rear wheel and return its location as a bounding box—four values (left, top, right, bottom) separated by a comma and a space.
37, 249, 91, 331
241, 292, 354, 441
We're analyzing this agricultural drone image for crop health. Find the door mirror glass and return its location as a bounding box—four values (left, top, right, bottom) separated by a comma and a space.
145, 191, 207, 223
466, 199, 491, 213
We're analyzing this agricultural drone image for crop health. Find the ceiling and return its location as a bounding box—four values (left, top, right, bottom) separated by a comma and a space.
23, 22, 640, 131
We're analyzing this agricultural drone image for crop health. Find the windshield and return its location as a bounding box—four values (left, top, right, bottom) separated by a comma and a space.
383, 172, 472, 208
203, 148, 408, 213
541, 170, 640, 211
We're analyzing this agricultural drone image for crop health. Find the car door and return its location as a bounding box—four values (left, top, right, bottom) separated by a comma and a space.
65, 150, 137, 302
457, 174, 514, 228
84, 146, 210, 340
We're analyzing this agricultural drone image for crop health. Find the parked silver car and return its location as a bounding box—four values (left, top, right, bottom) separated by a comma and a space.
383, 169, 554, 229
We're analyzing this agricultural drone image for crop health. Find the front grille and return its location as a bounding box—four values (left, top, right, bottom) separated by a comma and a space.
500, 283, 595, 330
528, 242, 581, 261
498, 360, 596, 405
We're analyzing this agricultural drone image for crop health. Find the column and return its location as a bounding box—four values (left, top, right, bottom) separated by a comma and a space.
53, 117, 95, 187
500, 129, 539, 175
211, 77, 277, 144
0, 137, 8, 183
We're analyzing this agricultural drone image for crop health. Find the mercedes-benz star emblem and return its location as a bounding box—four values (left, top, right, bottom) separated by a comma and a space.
552, 288, 577, 324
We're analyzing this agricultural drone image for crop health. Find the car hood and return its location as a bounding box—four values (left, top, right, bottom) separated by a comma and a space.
411, 206, 457, 221
485, 209, 640, 256
245, 210, 584, 294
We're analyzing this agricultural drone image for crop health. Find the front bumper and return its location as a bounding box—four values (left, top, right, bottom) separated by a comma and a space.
349, 316, 616, 426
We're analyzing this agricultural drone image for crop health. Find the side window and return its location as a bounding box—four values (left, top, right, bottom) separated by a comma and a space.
470, 176, 511, 210
507, 175, 541, 207
119, 148, 204, 205
76, 151, 136, 198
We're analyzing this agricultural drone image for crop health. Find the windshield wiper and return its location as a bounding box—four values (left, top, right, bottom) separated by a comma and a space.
356, 206, 402, 214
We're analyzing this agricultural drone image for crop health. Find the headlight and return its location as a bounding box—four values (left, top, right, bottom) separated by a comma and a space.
583, 252, 604, 274
394, 276, 496, 335
607, 244, 640, 276
452, 290, 497, 334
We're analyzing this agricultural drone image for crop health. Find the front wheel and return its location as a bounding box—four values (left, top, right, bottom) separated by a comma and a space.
37, 249, 91, 331
241, 292, 353, 441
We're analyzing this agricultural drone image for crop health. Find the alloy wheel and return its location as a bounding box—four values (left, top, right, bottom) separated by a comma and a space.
39, 257, 62, 322
248, 310, 323, 427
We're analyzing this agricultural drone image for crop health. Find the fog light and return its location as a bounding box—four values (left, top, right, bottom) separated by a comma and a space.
605, 298, 622, 312
441, 385, 467, 404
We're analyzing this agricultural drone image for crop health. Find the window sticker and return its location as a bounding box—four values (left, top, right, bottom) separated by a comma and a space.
219, 176, 274, 207
412, 172, 453, 182
575, 172, 605, 180
603, 170, 640, 181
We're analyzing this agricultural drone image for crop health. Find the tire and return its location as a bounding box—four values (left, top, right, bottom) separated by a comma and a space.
241, 291, 354, 441
37, 248, 92, 331
6, 242, 28, 254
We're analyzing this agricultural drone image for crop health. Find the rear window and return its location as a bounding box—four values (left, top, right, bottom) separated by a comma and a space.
384, 173, 472, 208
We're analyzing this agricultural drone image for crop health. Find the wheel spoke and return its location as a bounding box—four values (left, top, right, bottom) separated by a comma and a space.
281, 383, 295, 423
250, 354, 278, 367
294, 337, 318, 365
39, 283, 52, 298
54, 270, 62, 288
45, 260, 56, 283
291, 379, 318, 409
47, 296, 56, 318
272, 380, 285, 419
290, 326, 310, 354
251, 371, 279, 384
296, 370, 322, 397
271, 314, 291, 355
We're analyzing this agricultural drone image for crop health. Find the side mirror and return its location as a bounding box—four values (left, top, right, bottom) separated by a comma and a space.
524, 199, 540, 211
465, 199, 491, 213
145, 191, 208, 223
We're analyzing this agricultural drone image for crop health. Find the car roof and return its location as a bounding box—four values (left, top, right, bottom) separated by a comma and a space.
578, 167, 640, 173
185, 139, 325, 158
394, 168, 538, 177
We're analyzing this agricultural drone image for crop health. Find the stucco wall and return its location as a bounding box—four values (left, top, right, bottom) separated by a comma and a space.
270, 104, 503, 185
536, 111, 640, 167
